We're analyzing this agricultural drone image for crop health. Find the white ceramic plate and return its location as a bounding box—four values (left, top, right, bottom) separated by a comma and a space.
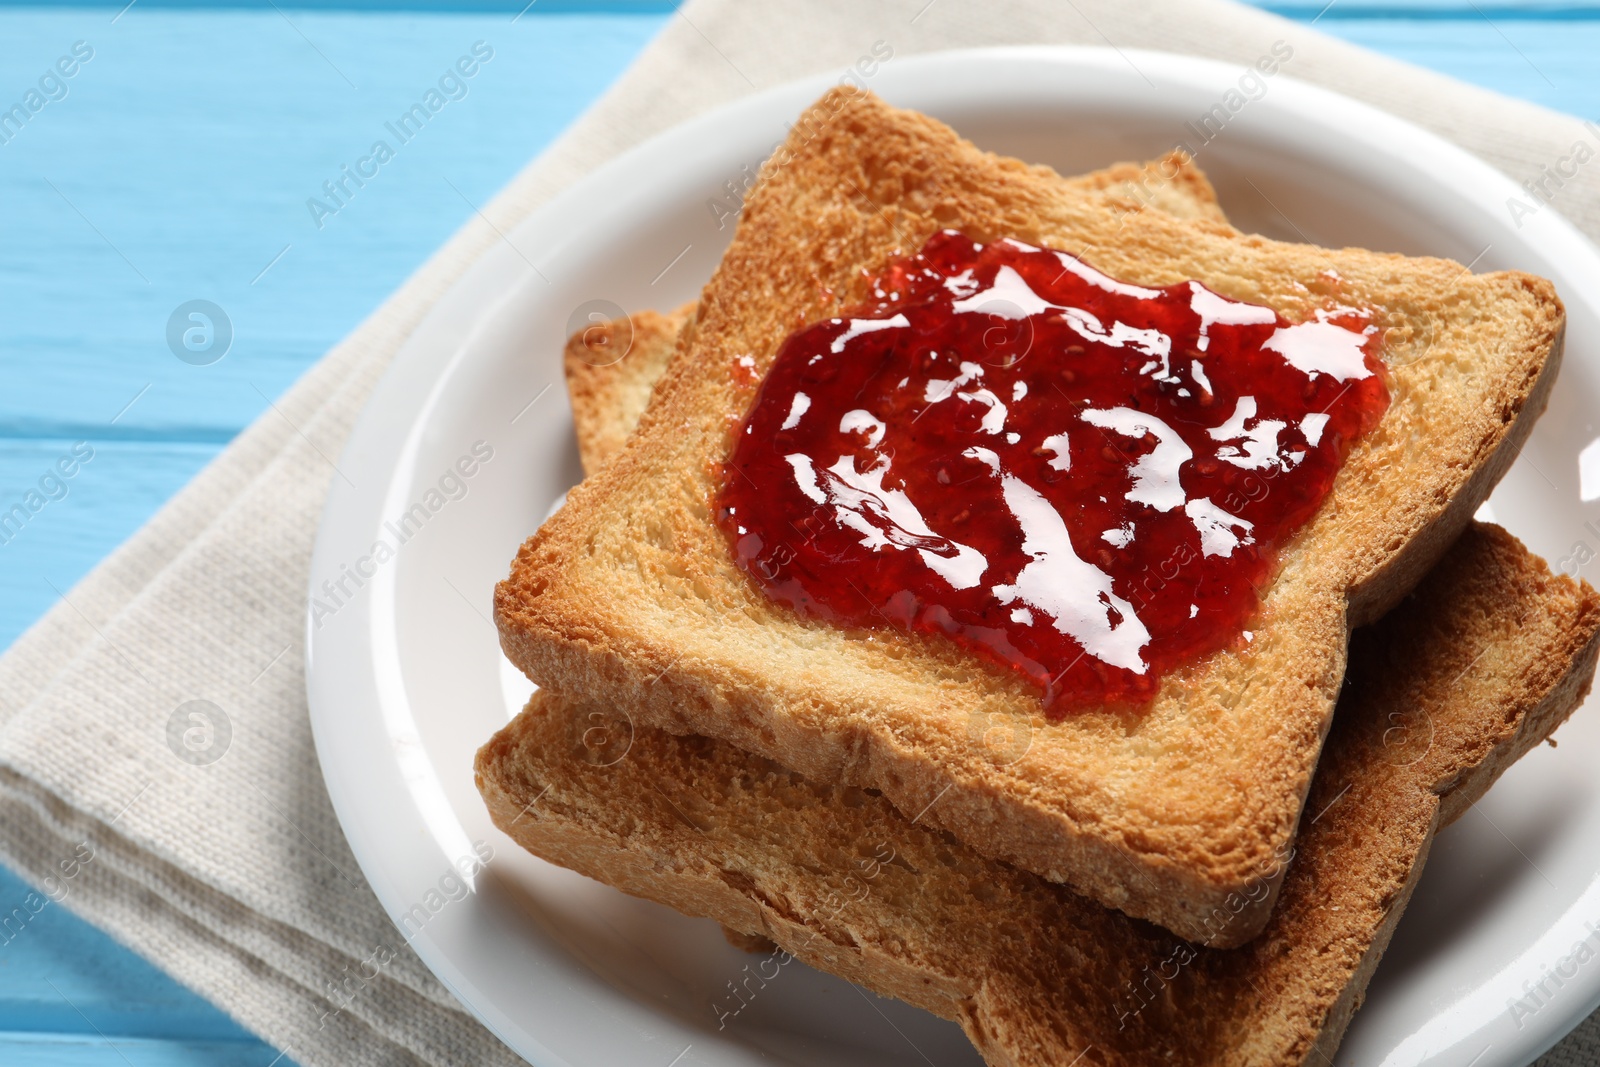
307, 47, 1600, 1067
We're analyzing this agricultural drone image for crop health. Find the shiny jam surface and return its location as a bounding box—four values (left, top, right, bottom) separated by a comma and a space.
715, 230, 1390, 714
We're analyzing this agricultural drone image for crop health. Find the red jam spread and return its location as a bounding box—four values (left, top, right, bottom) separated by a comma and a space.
714, 230, 1389, 713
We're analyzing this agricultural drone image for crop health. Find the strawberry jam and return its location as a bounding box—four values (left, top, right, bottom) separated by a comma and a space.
715, 230, 1389, 713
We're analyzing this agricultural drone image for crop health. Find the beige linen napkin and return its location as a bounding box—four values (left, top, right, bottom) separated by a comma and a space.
2, 1, 1598, 1064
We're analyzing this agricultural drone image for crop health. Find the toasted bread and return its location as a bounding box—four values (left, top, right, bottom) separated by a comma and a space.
497, 88, 1564, 942
565, 303, 696, 475
479, 522, 1600, 1066
559, 149, 1235, 962
563, 151, 1229, 477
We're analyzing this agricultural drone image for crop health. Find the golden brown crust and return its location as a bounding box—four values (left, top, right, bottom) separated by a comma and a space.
1074, 149, 1230, 225
501, 88, 1566, 943
563, 302, 695, 476
562, 152, 1226, 478
478, 523, 1600, 1067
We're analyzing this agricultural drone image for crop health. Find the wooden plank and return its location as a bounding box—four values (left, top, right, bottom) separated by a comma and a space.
0, 1033, 281, 1066
0, 9, 670, 441
0, 866, 265, 1042
0, 0, 676, 9
1285, 17, 1600, 119
0, 440, 219, 648
1260, 2, 1600, 18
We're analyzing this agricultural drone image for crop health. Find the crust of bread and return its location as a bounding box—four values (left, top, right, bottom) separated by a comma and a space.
564, 303, 696, 475
1069, 150, 1229, 225
498, 88, 1565, 943
563, 152, 1227, 478
478, 523, 1600, 1066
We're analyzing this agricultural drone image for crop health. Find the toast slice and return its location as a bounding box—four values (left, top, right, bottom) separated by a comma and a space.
498, 88, 1564, 943
479, 522, 1600, 1066
558, 153, 1234, 960
566, 302, 695, 475
563, 151, 1230, 477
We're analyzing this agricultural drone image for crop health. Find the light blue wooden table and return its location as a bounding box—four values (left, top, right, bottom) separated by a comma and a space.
0, 1, 1594, 1062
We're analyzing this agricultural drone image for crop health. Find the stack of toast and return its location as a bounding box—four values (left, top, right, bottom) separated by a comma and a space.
477, 88, 1600, 1065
